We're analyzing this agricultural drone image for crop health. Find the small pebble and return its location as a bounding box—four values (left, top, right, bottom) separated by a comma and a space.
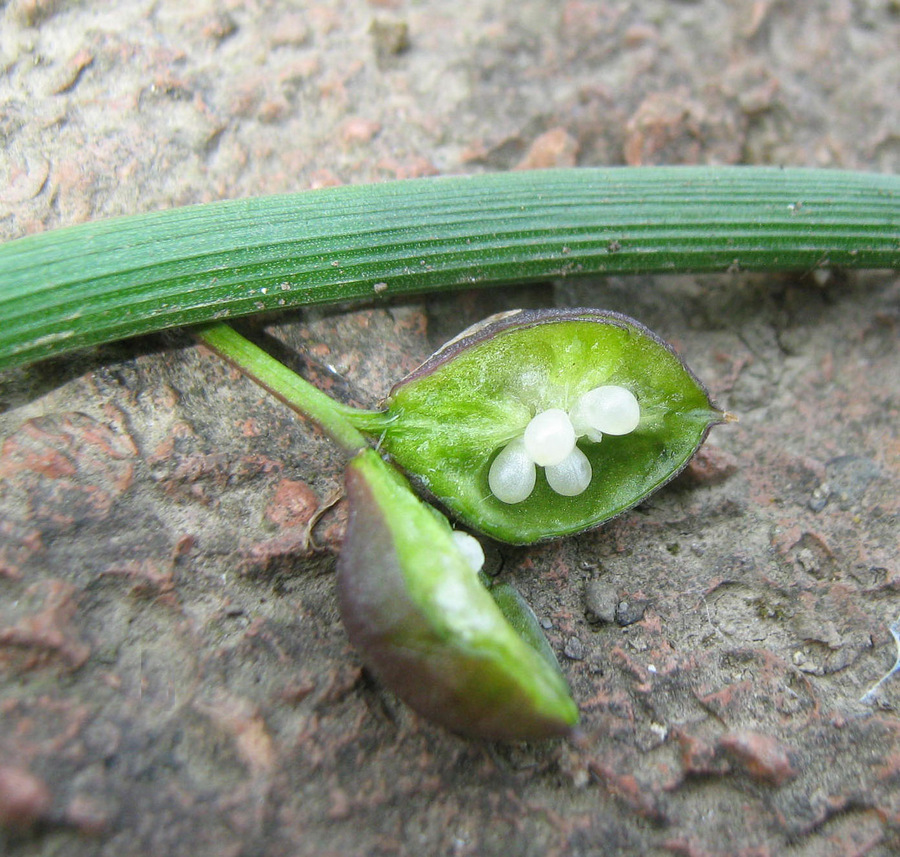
808, 482, 831, 512
616, 599, 648, 627
370, 18, 410, 59
0, 766, 51, 830
585, 580, 618, 624
564, 637, 585, 660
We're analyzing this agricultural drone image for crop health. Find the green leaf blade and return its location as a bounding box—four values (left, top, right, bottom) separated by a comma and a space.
1, 167, 897, 371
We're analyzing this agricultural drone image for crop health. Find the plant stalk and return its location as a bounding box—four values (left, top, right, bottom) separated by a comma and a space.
194, 323, 371, 456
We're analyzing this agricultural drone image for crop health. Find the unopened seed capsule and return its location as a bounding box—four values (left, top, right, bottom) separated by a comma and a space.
337, 449, 579, 739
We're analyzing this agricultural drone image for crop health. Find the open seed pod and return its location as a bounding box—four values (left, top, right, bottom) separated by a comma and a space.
338, 449, 579, 741
377, 309, 726, 544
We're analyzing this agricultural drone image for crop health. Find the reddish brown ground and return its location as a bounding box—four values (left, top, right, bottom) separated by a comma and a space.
1, 1, 898, 854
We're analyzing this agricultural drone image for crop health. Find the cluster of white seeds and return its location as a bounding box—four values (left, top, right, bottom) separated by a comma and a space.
488, 385, 640, 504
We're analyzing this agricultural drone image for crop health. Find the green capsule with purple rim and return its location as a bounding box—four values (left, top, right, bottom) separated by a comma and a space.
337, 449, 579, 740
373, 308, 728, 544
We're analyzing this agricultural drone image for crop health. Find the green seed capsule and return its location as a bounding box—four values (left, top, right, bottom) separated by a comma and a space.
337, 449, 579, 740
377, 309, 726, 544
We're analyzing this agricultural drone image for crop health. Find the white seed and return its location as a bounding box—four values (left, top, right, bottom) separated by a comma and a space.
570, 385, 640, 437
451, 531, 485, 573
545, 447, 593, 496
523, 408, 576, 467
488, 437, 537, 504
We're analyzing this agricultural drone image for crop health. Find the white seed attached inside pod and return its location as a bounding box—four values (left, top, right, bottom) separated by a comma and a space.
451, 530, 485, 573
523, 408, 576, 467
488, 437, 537, 504
570, 385, 640, 437
545, 447, 593, 497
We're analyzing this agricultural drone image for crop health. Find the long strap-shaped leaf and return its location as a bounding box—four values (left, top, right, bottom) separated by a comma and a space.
1, 167, 897, 371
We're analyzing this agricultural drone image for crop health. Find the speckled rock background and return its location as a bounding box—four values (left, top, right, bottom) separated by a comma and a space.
1, 1, 898, 855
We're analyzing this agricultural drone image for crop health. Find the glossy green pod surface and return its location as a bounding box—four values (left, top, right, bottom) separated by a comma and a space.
337, 449, 579, 740
378, 309, 725, 544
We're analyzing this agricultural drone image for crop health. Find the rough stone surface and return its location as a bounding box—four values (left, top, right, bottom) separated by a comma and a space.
1, 1, 899, 855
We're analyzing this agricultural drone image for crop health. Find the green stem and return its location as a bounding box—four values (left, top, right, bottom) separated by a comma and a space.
0, 167, 897, 371
194, 323, 372, 456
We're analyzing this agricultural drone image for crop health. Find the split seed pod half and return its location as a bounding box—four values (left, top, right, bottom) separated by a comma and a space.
377, 308, 727, 544
337, 449, 579, 741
